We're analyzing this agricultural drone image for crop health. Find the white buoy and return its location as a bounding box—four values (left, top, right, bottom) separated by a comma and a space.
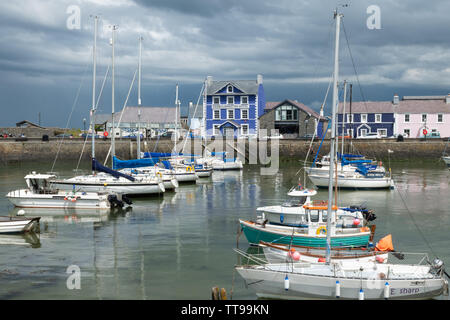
284, 275, 289, 291
17, 209, 25, 216
359, 289, 364, 300
335, 280, 341, 298
384, 282, 390, 299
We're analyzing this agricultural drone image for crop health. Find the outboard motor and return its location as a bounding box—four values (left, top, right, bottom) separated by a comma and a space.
122, 195, 133, 206
108, 194, 124, 208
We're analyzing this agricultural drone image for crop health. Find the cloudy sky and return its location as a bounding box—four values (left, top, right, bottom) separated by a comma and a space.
1, 0, 450, 128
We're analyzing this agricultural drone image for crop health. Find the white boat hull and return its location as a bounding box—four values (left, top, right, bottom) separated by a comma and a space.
236, 264, 445, 300
0, 217, 40, 234
307, 174, 394, 189
196, 169, 212, 177
6, 189, 111, 209
51, 180, 164, 195
212, 161, 243, 171
262, 245, 389, 264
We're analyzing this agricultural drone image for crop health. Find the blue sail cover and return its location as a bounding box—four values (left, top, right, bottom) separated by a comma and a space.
341, 154, 372, 166
112, 156, 158, 170
142, 152, 182, 158
92, 158, 135, 181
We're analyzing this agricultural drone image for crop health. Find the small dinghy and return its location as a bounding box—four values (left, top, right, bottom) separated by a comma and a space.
0, 216, 40, 234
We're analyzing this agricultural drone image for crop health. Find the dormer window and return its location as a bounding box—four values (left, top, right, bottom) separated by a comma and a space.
227, 85, 233, 93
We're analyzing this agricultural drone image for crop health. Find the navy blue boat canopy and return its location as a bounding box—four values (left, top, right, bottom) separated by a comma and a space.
113, 156, 157, 170
92, 158, 135, 181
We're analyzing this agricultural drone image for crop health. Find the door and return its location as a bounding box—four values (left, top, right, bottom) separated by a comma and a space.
223, 127, 235, 137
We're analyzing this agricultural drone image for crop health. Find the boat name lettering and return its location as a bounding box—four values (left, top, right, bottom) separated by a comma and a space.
395, 288, 420, 295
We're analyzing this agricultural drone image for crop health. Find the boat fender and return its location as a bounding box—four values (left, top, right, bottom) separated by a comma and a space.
318, 257, 326, 263
384, 282, 390, 299
292, 251, 301, 261
64, 197, 68, 201
335, 280, 341, 298
376, 256, 385, 263
316, 226, 327, 235
284, 275, 289, 291
359, 289, 364, 300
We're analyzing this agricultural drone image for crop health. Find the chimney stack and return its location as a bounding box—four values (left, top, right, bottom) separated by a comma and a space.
257, 74, 263, 85
393, 94, 399, 105
206, 76, 213, 87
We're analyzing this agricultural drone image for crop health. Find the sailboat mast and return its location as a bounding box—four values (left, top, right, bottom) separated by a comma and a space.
137, 36, 143, 159
326, 11, 342, 264
341, 80, 347, 159
111, 25, 118, 166
175, 84, 179, 154
91, 16, 98, 171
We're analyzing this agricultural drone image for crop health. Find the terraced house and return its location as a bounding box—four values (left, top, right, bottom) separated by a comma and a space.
337, 94, 450, 139
203, 75, 265, 138
337, 100, 395, 138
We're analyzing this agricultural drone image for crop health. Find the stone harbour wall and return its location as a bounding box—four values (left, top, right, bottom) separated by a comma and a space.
0, 138, 448, 165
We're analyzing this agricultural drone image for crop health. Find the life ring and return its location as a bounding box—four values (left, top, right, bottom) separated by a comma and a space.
186, 166, 191, 172
316, 226, 327, 235
156, 172, 162, 178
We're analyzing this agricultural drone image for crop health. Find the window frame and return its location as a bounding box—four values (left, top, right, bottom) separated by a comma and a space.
227, 109, 234, 120
375, 113, 382, 123
241, 109, 249, 120
241, 124, 249, 135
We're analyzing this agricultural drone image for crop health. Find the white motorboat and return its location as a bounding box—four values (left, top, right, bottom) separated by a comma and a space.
0, 216, 40, 234
6, 173, 115, 209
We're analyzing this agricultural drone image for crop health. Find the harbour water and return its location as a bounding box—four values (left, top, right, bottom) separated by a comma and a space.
0, 160, 449, 299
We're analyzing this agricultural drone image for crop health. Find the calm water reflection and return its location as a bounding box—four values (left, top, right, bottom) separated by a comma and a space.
0, 160, 448, 299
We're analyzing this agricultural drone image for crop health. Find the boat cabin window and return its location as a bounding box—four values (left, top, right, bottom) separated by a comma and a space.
308, 210, 320, 223
282, 196, 307, 207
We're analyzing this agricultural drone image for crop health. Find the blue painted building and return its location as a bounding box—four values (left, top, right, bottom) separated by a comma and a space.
203, 75, 265, 138
337, 101, 395, 138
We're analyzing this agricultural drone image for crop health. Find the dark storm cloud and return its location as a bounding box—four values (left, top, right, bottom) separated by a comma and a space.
1, 0, 450, 127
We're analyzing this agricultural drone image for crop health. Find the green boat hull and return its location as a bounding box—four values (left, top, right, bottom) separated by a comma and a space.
241, 222, 370, 248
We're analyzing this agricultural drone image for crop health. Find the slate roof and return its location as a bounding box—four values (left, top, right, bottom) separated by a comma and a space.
338, 96, 450, 114
337, 101, 394, 114
395, 98, 450, 114
95, 106, 179, 124
265, 100, 322, 119
206, 80, 259, 95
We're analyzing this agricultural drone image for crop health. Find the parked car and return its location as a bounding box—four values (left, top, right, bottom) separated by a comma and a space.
56, 133, 73, 138
357, 133, 380, 139
423, 132, 441, 138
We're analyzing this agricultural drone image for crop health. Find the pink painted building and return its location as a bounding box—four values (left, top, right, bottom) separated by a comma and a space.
394, 94, 450, 138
